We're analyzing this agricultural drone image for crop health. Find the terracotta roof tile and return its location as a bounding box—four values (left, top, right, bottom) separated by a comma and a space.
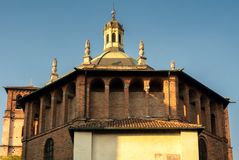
71, 118, 203, 131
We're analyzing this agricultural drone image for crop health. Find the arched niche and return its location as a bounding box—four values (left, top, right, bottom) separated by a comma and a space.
90, 78, 105, 119
44, 94, 51, 131
148, 79, 165, 117
109, 78, 124, 119
199, 138, 207, 160
66, 82, 76, 122
129, 78, 145, 117
32, 99, 40, 136
55, 88, 63, 127
210, 101, 217, 135
16, 94, 23, 109
200, 95, 207, 126
189, 89, 197, 123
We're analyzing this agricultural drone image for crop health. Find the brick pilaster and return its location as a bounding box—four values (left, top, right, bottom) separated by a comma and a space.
62, 86, 68, 123
183, 86, 190, 121
50, 92, 56, 129
124, 80, 130, 118
39, 97, 45, 133
105, 80, 110, 119
195, 94, 201, 124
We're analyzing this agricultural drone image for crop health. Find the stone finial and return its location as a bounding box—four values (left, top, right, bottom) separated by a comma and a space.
83, 40, 92, 65
139, 40, 144, 57
137, 40, 147, 65
85, 40, 90, 56
50, 58, 59, 82
170, 60, 176, 70
111, 8, 116, 20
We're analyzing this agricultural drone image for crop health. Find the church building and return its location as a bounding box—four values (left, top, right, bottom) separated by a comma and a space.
2, 9, 233, 160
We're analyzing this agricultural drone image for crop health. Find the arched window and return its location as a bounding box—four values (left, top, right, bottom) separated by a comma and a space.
16, 94, 23, 109
211, 114, 216, 135
112, 33, 116, 42
44, 138, 54, 160
106, 34, 109, 43
199, 138, 207, 160
118, 34, 121, 44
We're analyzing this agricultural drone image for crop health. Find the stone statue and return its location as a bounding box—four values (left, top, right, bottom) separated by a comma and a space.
50, 58, 59, 82
139, 40, 144, 57
85, 40, 90, 56
170, 60, 176, 70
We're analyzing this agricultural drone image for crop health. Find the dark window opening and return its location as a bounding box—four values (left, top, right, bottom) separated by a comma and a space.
44, 138, 54, 160
16, 95, 23, 109
118, 34, 121, 44
129, 79, 144, 92
149, 79, 163, 92
110, 78, 124, 92
91, 79, 105, 92
112, 33, 116, 42
199, 138, 207, 160
211, 114, 216, 135
106, 34, 109, 43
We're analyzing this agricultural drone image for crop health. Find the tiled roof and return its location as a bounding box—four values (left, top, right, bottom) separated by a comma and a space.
70, 118, 203, 131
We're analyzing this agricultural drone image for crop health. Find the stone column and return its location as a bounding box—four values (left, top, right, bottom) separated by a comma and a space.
104, 79, 110, 119
183, 86, 190, 121
124, 79, 130, 118
204, 98, 211, 132
39, 97, 45, 133
195, 94, 201, 124
50, 92, 56, 129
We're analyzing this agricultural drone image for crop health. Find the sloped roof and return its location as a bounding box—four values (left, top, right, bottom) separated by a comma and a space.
70, 118, 203, 131
91, 50, 137, 66
4, 86, 38, 93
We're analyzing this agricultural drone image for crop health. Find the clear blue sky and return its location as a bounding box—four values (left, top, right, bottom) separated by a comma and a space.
0, 0, 238, 158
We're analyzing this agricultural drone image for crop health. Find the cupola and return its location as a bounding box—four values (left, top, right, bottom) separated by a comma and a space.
103, 8, 124, 52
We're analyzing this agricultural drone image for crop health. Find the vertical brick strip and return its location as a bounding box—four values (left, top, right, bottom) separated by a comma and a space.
105, 80, 110, 118
195, 95, 201, 124
124, 80, 130, 118
39, 97, 44, 133
78, 75, 86, 118
224, 107, 233, 160
62, 86, 68, 123
22, 102, 29, 160
183, 86, 190, 121
27, 103, 33, 138
50, 93, 56, 129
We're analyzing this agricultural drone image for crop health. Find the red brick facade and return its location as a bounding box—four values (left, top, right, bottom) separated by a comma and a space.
20, 71, 232, 160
